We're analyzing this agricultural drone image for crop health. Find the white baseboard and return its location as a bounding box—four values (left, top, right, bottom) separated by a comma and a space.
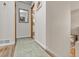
35, 39, 56, 57
16, 35, 31, 38
16, 37, 31, 39
46, 48, 57, 57
35, 39, 46, 49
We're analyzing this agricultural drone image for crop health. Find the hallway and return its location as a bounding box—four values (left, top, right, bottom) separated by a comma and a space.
0, 1, 79, 57
14, 38, 50, 57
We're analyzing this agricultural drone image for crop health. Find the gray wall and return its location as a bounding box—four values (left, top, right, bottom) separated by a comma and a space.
46, 2, 71, 56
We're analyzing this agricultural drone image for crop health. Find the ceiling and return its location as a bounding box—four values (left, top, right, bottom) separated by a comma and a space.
18, 1, 79, 11
19, 1, 33, 6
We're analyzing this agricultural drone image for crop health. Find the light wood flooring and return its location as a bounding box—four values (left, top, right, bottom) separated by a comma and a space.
0, 45, 15, 57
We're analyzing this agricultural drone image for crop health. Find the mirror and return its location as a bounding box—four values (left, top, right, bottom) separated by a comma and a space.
19, 9, 29, 23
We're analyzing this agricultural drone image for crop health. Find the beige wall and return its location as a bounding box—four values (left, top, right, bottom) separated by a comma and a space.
46, 1, 71, 56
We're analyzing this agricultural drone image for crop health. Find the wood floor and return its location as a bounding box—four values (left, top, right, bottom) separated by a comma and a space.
0, 45, 15, 57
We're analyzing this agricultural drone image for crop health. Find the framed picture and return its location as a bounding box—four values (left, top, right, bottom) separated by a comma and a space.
19, 9, 29, 23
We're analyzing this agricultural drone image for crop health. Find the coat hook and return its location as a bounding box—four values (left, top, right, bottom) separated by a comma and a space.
3, 2, 6, 6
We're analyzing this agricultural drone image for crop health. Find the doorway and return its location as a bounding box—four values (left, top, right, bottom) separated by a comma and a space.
15, 1, 32, 39
14, 1, 50, 57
